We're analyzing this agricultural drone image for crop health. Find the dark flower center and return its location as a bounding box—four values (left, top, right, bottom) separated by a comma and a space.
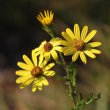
74, 40, 84, 51
44, 42, 53, 52
31, 66, 43, 77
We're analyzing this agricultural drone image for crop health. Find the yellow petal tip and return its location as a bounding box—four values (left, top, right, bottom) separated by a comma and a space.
17, 62, 20, 66
22, 54, 26, 58
61, 32, 64, 35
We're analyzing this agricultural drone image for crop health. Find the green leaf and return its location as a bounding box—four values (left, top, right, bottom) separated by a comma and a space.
73, 93, 101, 110
85, 93, 101, 105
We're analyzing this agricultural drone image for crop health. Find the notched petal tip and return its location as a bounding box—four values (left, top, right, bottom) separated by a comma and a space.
38, 87, 43, 91
61, 32, 65, 36
16, 79, 20, 84
84, 30, 97, 43
43, 79, 49, 86
74, 23, 79, 26
22, 54, 26, 58
32, 88, 36, 92
66, 28, 70, 31
83, 61, 87, 64
17, 62, 21, 66
15, 71, 17, 74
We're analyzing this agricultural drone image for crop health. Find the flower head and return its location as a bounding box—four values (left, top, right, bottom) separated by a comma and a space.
37, 10, 54, 26
16, 50, 55, 92
60, 24, 102, 64
34, 38, 63, 60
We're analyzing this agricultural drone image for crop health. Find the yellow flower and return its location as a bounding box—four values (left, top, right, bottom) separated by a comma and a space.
34, 38, 63, 60
60, 24, 102, 64
37, 10, 54, 26
16, 50, 55, 92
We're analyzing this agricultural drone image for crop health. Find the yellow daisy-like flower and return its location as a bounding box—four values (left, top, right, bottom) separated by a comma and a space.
37, 10, 54, 26
16, 50, 55, 92
34, 38, 63, 60
61, 24, 102, 64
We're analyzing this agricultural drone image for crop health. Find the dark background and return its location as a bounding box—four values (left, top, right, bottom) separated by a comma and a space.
0, 0, 110, 110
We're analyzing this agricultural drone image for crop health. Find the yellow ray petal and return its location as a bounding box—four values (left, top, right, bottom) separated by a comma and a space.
90, 49, 101, 54
40, 40, 47, 47
36, 81, 43, 91
50, 37, 61, 42
17, 62, 33, 71
37, 81, 43, 87
40, 58, 49, 68
84, 50, 96, 58
39, 12, 44, 19
81, 26, 88, 40
49, 10, 52, 17
16, 70, 32, 76
19, 77, 34, 89
32, 77, 44, 92
32, 86, 37, 92
50, 11, 53, 18
44, 70, 55, 76
38, 86, 43, 91
32, 79, 38, 92
72, 51, 80, 62
42, 79, 49, 86
43, 63, 55, 71
38, 13, 42, 19
62, 32, 73, 42
50, 41, 61, 46
59, 40, 70, 46
84, 30, 97, 43
86, 42, 102, 47
80, 52, 87, 64
23, 54, 34, 66
33, 47, 40, 52
16, 76, 32, 84
32, 50, 37, 66
66, 28, 75, 39
50, 49, 58, 60
46, 10, 49, 17
38, 40, 47, 50
54, 46, 63, 52
36, 51, 42, 56
44, 52, 50, 58
44, 10, 47, 17
38, 54, 44, 66
63, 47, 74, 56
37, 16, 42, 22
74, 24, 80, 39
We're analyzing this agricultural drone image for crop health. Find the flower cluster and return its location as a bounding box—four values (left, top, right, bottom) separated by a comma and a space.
16, 10, 102, 92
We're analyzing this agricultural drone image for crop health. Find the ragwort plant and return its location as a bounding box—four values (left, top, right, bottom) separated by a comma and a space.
16, 10, 101, 110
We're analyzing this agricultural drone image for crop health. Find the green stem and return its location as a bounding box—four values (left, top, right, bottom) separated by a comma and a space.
59, 54, 77, 107
43, 25, 77, 109
59, 52, 66, 65
66, 67, 77, 107
43, 25, 55, 38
